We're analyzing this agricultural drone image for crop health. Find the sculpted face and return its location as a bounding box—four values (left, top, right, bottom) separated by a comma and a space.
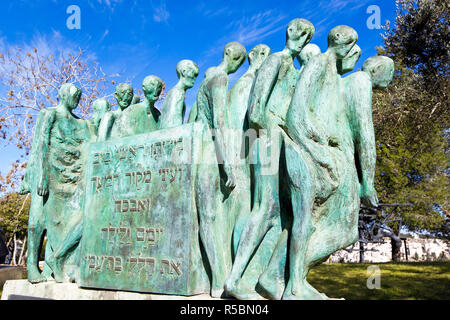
115, 83, 133, 111
328, 25, 358, 59
177, 60, 199, 89
92, 98, 110, 118
337, 44, 361, 75
362, 56, 395, 88
248, 44, 271, 71
286, 18, 315, 56
58, 83, 81, 111
298, 43, 321, 67
69, 85, 82, 110
224, 42, 247, 74
142, 75, 164, 103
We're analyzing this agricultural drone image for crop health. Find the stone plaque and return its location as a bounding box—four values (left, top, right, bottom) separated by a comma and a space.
80, 123, 210, 295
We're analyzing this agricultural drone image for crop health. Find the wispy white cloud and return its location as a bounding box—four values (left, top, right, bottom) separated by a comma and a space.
199, 5, 233, 19
99, 29, 109, 42
201, 9, 287, 65
319, 0, 371, 12
96, 0, 123, 9
28, 31, 97, 61
153, 1, 170, 23
226, 10, 287, 47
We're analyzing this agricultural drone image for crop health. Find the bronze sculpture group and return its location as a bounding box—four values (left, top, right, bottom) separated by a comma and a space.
19, 18, 394, 299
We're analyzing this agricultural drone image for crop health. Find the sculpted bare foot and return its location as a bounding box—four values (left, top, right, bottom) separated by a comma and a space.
47, 254, 65, 283
258, 272, 284, 300
282, 280, 328, 300
225, 279, 262, 300
211, 286, 224, 298
27, 269, 47, 284
224, 277, 239, 298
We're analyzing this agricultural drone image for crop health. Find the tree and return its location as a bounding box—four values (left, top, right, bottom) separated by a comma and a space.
0, 192, 30, 265
0, 46, 115, 193
371, 0, 449, 260
382, 0, 449, 82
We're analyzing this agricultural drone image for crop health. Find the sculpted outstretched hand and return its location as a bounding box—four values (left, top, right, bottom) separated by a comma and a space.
18, 183, 30, 195
224, 165, 236, 189
360, 183, 378, 208
37, 175, 49, 196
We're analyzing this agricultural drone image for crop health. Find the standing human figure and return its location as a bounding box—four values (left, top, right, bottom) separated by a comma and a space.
18, 107, 53, 282
159, 60, 199, 129
194, 41, 247, 297
280, 26, 383, 300
88, 98, 110, 140
97, 83, 134, 141
22, 83, 91, 283
112, 75, 163, 138
256, 42, 323, 300
225, 44, 271, 253
225, 18, 315, 299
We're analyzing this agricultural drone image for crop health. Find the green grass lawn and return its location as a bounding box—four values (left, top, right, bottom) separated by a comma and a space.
308, 262, 450, 300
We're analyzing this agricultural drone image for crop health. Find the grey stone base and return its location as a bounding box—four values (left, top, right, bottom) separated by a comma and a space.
1, 280, 217, 300
0, 266, 26, 290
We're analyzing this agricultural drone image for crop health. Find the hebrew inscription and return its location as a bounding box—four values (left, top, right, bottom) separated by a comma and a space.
80, 125, 199, 295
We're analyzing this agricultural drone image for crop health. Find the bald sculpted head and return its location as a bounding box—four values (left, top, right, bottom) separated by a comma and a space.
223, 41, 247, 74
327, 25, 358, 59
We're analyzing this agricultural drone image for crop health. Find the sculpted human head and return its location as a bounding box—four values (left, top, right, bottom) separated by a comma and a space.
327, 25, 358, 59
286, 18, 315, 56
114, 83, 133, 111
176, 59, 199, 89
298, 43, 321, 67
142, 75, 164, 103
362, 56, 395, 88
337, 44, 361, 75
58, 83, 82, 111
92, 98, 110, 119
223, 42, 247, 74
248, 44, 271, 71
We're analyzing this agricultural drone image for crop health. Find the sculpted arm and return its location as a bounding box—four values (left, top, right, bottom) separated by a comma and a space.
286, 55, 328, 145
19, 112, 45, 194
97, 112, 115, 142
37, 109, 56, 196
159, 90, 184, 129
187, 101, 198, 123
284, 55, 334, 169
248, 55, 280, 130
211, 74, 235, 187
348, 72, 378, 207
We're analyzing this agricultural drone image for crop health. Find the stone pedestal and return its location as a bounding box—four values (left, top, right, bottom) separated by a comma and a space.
0, 266, 26, 290
1, 280, 216, 300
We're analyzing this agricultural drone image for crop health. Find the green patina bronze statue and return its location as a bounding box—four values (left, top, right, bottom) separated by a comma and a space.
21, 83, 91, 283
97, 83, 134, 141
88, 98, 111, 140
19, 18, 393, 300
111, 76, 163, 138
194, 41, 247, 298
225, 18, 315, 299
225, 44, 271, 253
159, 60, 199, 130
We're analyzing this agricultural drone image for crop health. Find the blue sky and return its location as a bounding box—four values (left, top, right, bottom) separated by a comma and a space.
0, 0, 397, 174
